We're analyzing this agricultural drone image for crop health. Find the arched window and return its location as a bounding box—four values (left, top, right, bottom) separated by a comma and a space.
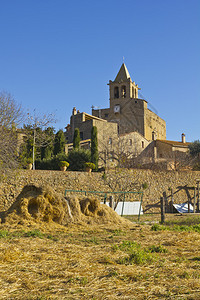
121, 85, 126, 98
114, 87, 119, 98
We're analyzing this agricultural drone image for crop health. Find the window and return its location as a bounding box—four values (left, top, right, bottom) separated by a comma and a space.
129, 139, 132, 146
80, 132, 83, 140
114, 87, 119, 98
135, 89, 137, 98
121, 85, 126, 98
142, 141, 144, 148
105, 113, 109, 118
108, 138, 112, 145
135, 100, 138, 104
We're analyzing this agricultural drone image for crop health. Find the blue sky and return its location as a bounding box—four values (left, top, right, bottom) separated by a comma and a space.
0, 0, 199, 142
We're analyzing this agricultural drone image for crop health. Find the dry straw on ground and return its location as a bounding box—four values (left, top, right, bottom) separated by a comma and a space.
0, 185, 200, 299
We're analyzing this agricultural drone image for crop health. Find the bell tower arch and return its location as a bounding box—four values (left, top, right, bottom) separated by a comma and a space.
109, 63, 140, 105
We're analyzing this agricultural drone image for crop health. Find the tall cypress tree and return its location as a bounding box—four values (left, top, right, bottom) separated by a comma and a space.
73, 128, 80, 149
53, 129, 65, 155
91, 126, 98, 170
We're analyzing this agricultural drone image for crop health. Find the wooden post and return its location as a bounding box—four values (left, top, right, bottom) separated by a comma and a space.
109, 195, 114, 209
188, 193, 190, 213
163, 192, 167, 213
171, 188, 174, 213
160, 197, 165, 224
194, 188, 196, 213
197, 180, 200, 212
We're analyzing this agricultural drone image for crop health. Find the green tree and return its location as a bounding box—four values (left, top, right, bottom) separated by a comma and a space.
67, 149, 91, 171
189, 140, 200, 157
18, 125, 34, 167
91, 126, 98, 170
54, 129, 66, 156
73, 128, 80, 149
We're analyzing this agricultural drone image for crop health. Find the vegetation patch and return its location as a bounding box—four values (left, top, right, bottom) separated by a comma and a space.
114, 241, 155, 265
151, 223, 200, 233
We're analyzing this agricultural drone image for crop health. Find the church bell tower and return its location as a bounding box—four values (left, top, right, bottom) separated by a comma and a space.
109, 63, 140, 105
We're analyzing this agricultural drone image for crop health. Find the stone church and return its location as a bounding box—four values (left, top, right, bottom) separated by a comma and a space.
65, 63, 166, 165
92, 63, 166, 140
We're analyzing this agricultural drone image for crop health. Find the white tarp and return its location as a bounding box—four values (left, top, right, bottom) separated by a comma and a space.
102, 201, 143, 215
173, 202, 194, 213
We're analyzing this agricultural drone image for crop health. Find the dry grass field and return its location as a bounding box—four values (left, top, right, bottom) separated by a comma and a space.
0, 216, 200, 300
0, 185, 200, 299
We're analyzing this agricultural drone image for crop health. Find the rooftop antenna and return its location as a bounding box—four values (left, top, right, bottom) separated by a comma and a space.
91, 105, 101, 118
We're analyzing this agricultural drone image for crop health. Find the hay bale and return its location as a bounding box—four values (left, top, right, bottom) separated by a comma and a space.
1, 185, 132, 228
2, 185, 72, 225
66, 195, 131, 226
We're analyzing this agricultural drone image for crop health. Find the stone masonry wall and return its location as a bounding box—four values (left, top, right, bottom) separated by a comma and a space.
0, 169, 200, 213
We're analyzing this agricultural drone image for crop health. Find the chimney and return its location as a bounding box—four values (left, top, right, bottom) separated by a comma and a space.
72, 107, 77, 115
181, 133, 186, 143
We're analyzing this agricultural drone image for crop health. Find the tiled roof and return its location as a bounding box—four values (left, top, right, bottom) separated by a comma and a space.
157, 139, 190, 147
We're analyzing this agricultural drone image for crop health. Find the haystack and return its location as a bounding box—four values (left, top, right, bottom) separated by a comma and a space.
1, 185, 72, 225
1, 184, 131, 227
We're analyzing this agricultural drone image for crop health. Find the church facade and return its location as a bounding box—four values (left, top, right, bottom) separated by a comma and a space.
65, 63, 166, 165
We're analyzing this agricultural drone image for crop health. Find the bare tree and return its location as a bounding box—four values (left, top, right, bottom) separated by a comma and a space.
24, 110, 56, 169
99, 133, 145, 169
102, 168, 146, 210
0, 92, 24, 169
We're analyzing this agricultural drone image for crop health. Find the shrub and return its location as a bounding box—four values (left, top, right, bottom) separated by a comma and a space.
26, 157, 33, 164
84, 162, 96, 170
59, 161, 69, 168
67, 149, 91, 171
35, 153, 68, 170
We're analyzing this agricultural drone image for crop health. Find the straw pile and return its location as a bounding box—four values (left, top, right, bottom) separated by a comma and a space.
1, 184, 131, 227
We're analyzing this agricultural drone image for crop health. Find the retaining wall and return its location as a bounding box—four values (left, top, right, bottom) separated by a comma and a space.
0, 169, 200, 213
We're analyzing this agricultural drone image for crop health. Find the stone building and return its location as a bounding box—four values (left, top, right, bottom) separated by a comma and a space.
92, 63, 166, 140
135, 133, 191, 170
65, 110, 118, 155
65, 63, 166, 166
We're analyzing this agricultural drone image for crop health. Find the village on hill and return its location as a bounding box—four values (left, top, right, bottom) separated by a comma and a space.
0, 64, 200, 300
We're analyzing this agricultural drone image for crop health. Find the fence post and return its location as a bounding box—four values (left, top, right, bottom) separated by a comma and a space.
104, 193, 107, 204
121, 193, 125, 217
171, 188, 174, 213
194, 188, 196, 213
187, 192, 190, 213
163, 192, 167, 213
197, 180, 200, 212
109, 195, 114, 209
160, 197, 165, 224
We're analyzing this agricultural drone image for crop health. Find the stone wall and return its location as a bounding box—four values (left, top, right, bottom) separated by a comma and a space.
0, 169, 200, 213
